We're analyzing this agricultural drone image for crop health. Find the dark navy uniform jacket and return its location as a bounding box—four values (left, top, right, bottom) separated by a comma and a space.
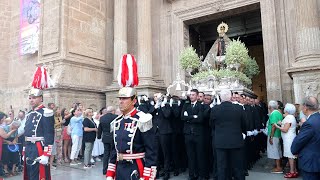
23, 106, 54, 180
24, 107, 55, 155
106, 109, 157, 180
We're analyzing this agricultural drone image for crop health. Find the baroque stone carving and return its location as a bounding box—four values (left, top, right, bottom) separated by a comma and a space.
304, 83, 319, 97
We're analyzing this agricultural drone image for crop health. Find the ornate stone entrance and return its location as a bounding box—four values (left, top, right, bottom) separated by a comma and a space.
167, 0, 295, 103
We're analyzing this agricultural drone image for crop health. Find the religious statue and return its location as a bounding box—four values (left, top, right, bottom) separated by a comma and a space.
202, 22, 231, 70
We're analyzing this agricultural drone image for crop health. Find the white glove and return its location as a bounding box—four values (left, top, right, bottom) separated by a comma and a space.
161, 101, 166, 107
246, 131, 253, 136
169, 98, 174, 107
177, 100, 181, 106
187, 89, 191, 95
262, 128, 268, 136
106, 177, 114, 180
163, 97, 168, 104
242, 133, 246, 140
143, 95, 149, 101
253, 129, 258, 136
183, 111, 188, 116
193, 115, 198, 118
150, 101, 154, 106
137, 96, 142, 105
216, 95, 221, 105
161, 98, 167, 107
36, 155, 49, 165
154, 102, 160, 109
210, 103, 214, 108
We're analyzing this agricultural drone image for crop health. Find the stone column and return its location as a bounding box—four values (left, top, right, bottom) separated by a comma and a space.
287, 0, 320, 103
294, 0, 320, 64
113, 0, 128, 80
260, 0, 283, 101
137, 0, 153, 83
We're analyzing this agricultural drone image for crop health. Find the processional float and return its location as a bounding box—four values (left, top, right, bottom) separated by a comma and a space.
168, 22, 260, 98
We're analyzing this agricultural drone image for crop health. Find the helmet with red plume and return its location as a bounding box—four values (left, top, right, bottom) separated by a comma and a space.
117, 54, 139, 98
29, 66, 54, 96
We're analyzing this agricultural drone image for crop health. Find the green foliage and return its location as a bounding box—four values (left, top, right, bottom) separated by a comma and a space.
217, 69, 252, 85
192, 70, 219, 81
192, 69, 252, 85
179, 46, 201, 70
225, 39, 249, 65
243, 57, 260, 79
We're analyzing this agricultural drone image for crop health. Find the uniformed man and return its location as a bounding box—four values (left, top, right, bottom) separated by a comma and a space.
106, 54, 157, 180
23, 88, 55, 180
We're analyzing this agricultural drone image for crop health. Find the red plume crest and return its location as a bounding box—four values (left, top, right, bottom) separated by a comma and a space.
118, 54, 139, 87
31, 66, 54, 89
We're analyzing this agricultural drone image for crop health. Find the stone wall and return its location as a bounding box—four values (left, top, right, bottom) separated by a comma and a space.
0, 0, 11, 111
0, 0, 109, 113
0, 0, 39, 113
39, 0, 109, 110
0, 0, 10, 89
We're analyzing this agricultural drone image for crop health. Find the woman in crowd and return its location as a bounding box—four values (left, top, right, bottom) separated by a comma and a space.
50, 107, 64, 169
0, 112, 19, 176
274, 103, 298, 178
82, 108, 97, 169
91, 112, 104, 162
69, 106, 84, 166
62, 108, 73, 163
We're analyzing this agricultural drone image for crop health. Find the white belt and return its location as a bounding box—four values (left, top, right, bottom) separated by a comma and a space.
25, 137, 44, 143
117, 152, 145, 161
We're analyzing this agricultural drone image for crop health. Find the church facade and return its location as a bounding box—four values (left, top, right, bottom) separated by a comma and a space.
0, 0, 319, 112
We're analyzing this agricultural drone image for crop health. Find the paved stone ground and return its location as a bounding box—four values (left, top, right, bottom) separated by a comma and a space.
5, 155, 302, 180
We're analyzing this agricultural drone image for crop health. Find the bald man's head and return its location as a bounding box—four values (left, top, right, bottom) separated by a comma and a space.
303, 96, 319, 111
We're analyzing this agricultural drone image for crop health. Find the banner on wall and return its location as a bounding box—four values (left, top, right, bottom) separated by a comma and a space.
20, 0, 40, 55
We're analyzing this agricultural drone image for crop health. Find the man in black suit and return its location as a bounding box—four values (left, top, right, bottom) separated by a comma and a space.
151, 96, 173, 180
97, 106, 118, 175
181, 89, 207, 180
137, 95, 153, 113
210, 89, 246, 180
169, 96, 185, 176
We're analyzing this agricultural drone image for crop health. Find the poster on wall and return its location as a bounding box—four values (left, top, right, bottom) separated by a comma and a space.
20, 0, 41, 55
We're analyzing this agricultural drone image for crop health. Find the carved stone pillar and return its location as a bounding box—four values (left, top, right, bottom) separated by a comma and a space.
287, 0, 320, 103
137, 0, 153, 84
113, 0, 128, 80
294, 0, 320, 65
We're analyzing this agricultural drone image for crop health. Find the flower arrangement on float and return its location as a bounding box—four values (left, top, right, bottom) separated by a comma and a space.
180, 39, 259, 91
179, 46, 201, 75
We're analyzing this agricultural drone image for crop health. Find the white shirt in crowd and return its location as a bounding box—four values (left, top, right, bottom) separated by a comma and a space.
18, 117, 26, 136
